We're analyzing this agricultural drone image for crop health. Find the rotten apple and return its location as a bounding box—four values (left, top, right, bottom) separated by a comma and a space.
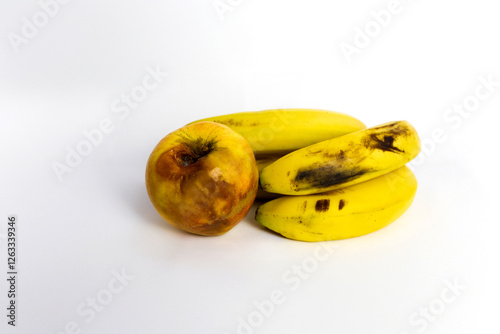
145, 121, 259, 236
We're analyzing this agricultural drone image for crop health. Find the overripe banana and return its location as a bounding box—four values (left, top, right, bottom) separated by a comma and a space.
190, 109, 366, 155
260, 121, 421, 195
255, 166, 417, 242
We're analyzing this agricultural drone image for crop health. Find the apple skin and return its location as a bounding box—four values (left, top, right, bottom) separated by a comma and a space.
145, 121, 259, 236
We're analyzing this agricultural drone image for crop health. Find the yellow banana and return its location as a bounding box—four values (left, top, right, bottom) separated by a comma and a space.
190, 109, 366, 155
255, 166, 417, 242
255, 155, 281, 200
260, 121, 421, 195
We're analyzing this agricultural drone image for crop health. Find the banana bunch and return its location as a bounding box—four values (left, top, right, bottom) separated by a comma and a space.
191, 109, 421, 241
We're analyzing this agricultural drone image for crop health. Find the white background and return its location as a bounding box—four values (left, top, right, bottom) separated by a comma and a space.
1, 0, 500, 333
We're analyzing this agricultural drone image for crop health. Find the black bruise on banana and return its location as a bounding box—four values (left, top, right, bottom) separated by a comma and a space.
215, 119, 258, 127
295, 166, 369, 190
338, 199, 346, 210
315, 199, 330, 212
367, 134, 404, 153
213, 119, 243, 127
364, 122, 411, 153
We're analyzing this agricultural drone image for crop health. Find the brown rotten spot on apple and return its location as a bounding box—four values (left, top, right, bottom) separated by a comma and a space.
155, 147, 250, 234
